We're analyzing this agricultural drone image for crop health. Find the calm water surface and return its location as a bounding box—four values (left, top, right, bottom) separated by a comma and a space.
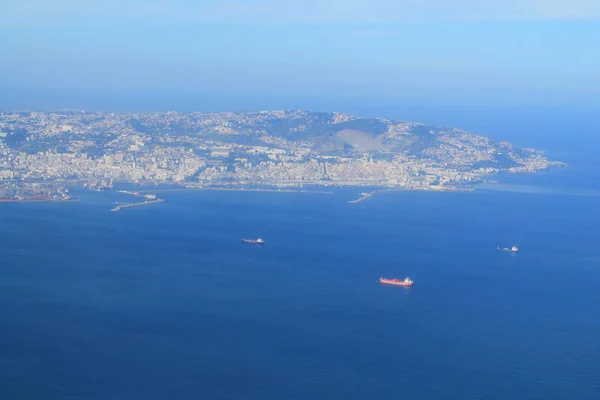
1, 188, 599, 400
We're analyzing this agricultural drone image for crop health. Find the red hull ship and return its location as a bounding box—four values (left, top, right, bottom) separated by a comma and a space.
380, 277, 414, 286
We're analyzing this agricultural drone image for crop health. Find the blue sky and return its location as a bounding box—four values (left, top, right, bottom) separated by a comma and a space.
1, 0, 599, 107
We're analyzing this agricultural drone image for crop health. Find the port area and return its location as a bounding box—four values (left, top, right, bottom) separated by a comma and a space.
0, 197, 78, 203
111, 199, 165, 212
0, 182, 73, 202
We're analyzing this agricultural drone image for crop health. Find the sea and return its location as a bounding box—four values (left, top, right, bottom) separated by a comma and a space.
1, 105, 600, 400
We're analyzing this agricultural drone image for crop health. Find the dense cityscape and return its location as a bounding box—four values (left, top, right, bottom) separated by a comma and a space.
0, 110, 563, 200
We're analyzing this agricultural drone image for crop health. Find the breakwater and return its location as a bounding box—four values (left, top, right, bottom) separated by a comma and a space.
111, 199, 165, 212
348, 191, 377, 204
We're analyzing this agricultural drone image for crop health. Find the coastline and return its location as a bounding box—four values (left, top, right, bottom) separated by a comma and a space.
143, 187, 334, 195
0, 198, 79, 203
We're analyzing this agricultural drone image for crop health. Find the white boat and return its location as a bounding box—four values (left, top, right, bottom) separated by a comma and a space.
242, 238, 265, 244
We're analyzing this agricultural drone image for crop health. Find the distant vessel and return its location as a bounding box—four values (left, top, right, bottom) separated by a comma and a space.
380, 277, 413, 286
242, 238, 265, 244
497, 245, 519, 253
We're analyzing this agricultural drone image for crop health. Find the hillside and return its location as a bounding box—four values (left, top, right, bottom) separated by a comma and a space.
0, 110, 564, 191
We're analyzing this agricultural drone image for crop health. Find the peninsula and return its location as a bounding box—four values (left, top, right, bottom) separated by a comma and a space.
0, 110, 564, 195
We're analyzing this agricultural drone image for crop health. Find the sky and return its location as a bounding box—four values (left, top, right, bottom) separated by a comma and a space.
1, 0, 599, 109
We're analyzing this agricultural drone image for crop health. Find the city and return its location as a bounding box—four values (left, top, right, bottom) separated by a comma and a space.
0, 110, 563, 199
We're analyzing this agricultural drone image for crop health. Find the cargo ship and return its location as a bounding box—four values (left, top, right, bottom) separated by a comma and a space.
242, 238, 265, 244
380, 277, 413, 286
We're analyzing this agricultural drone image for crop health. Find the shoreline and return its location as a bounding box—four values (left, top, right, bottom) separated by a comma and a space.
143, 187, 334, 194
0, 199, 79, 203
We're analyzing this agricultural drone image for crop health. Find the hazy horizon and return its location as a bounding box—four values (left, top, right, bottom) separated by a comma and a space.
2, 1, 600, 111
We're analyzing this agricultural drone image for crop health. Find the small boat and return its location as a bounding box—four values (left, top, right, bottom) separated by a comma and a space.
497, 245, 519, 253
242, 238, 265, 244
380, 277, 413, 286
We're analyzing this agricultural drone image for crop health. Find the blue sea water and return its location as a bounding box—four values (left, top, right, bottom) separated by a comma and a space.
1, 102, 600, 399
1, 186, 600, 400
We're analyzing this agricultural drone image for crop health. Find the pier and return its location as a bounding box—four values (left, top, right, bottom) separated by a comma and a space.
117, 190, 141, 196
349, 191, 379, 204
111, 199, 165, 212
